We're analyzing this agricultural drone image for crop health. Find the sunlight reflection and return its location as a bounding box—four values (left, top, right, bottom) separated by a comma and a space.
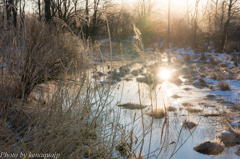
159, 69, 171, 80
162, 58, 168, 62
166, 89, 172, 97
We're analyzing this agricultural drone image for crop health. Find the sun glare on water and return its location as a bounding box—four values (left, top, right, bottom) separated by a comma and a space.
159, 69, 171, 80
166, 89, 172, 97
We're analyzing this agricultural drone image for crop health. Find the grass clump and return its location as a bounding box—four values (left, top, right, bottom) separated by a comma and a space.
183, 87, 191, 91
166, 106, 177, 112
186, 107, 203, 113
217, 81, 231, 91
0, 18, 135, 158
193, 140, 224, 155
182, 102, 193, 107
146, 109, 167, 119
117, 103, 148, 109
182, 120, 197, 129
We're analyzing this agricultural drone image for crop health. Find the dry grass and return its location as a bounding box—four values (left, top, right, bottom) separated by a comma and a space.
182, 102, 193, 107
204, 94, 217, 101
117, 103, 148, 109
186, 107, 203, 113
183, 87, 191, 91
182, 120, 197, 129
202, 113, 221, 117
179, 107, 184, 111
208, 72, 219, 80
217, 81, 231, 91
166, 106, 177, 112
217, 130, 236, 144
146, 109, 167, 119
193, 140, 224, 155
0, 18, 131, 158
0, 15, 212, 159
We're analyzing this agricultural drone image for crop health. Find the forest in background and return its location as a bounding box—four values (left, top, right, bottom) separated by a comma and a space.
2, 1, 240, 158
1, 0, 240, 53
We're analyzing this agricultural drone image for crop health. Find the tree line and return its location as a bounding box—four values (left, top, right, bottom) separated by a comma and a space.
1, 0, 240, 52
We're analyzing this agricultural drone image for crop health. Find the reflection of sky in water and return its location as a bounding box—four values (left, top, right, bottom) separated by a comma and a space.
109, 79, 239, 159
33, 60, 240, 159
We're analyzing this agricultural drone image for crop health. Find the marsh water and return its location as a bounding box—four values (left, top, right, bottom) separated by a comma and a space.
34, 56, 240, 158
89, 59, 240, 159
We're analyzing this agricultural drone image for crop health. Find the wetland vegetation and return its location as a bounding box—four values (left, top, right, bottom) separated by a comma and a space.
1, 0, 240, 158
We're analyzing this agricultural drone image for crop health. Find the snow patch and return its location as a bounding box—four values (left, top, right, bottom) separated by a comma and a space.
230, 121, 240, 128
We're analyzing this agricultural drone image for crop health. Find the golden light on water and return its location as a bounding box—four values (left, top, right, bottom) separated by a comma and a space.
162, 58, 168, 62
159, 69, 171, 80
166, 89, 172, 97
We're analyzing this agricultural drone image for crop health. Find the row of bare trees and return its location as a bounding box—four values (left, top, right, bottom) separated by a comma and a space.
1, 0, 240, 52
172, 0, 240, 52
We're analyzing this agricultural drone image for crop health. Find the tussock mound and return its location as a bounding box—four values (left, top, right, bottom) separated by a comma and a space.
186, 107, 203, 113
182, 120, 197, 129
146, 109, 166, 119
182, 102, 193, 107
170, 94, 181, 99
117, 103, 148, 110
192, 78, 208, 87
193, 140, 224, 155
205, 94, 217, 99
217, 130, 235, 145
202, 113, 221, 117
235, 148, 240, 156
183, 87, 191, 91
217, 81, 231, 91
166, 106, 177, 112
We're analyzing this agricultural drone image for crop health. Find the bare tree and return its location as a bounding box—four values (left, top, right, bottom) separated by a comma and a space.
221, 0, 239, 51
193, 0, 200, 50
167, 0, 171, 49
134, 0, 155, 45
38, 0, 41, 20
44, 0, 51, 22
91, 0, 100, 42
6, 0, 17, 27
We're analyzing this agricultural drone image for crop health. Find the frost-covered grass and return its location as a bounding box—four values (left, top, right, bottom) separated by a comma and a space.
1, 19, 195, 159
0, 18, 139, 158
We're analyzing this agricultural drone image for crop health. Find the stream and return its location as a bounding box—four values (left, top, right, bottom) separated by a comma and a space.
89, 57, 240, 159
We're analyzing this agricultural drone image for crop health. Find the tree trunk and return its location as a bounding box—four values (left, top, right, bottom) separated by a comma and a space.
193, 0, 200, 50
85, 0, 89, 40
221, 0, 233, 52
38, 0, 41, 20
220, 1, 225, 32
63, 0, 67, 21
6, 0, 17, 27
92, 0, 99, 42
215, 0, 218, 31
44, 0, 51, 22
167, 0, 170, 49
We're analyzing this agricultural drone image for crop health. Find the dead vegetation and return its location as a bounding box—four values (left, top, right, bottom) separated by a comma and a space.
146, 109, 167, 119
186, 107, 203, 113
182, 102, 193, 107
117, 103, 148, 109
182, 120, 198, 129
0, 18, 199, 159
202, 113, 221, 117
166, 106, 177, 112
0, 19, 135, 158
217, 81, 231, 91
170, 94, 181, 99
193, 140, 224, 155
183, 87, 191, 91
